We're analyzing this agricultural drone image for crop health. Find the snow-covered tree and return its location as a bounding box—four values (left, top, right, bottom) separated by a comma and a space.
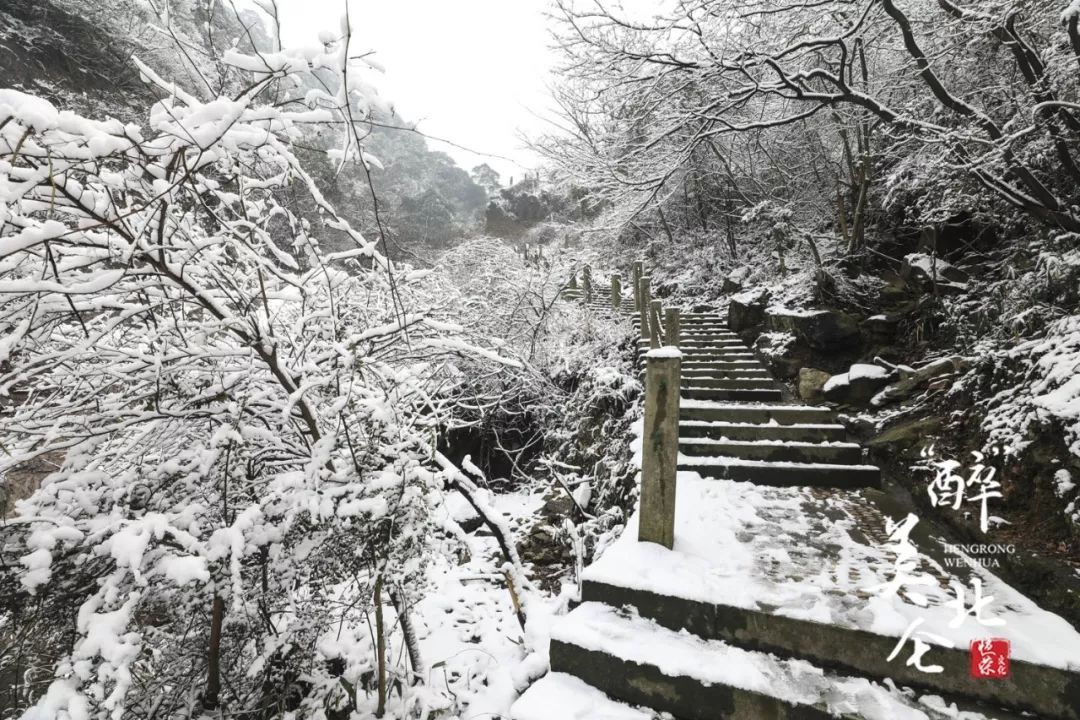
0, 8, 529, 718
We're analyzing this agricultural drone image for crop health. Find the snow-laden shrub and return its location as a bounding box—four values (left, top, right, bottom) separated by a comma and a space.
533, 302, 641, 562
0, 19, 528, 719
980, 315, 1080, 460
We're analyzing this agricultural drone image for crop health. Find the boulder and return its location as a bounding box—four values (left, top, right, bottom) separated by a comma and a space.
722, 266, 751, 293
754, 331, 805, 379
900, 253, 968, 294
728, 288, 769, 332
822, 363, 892, 406
765, 306, 861, 350
797, 367, 832, 402
861, 314, 900, 345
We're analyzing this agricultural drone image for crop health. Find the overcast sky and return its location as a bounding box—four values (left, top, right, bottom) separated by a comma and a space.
276, 0, 560, 184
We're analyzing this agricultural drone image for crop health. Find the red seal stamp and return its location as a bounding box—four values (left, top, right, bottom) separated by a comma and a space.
970, 638, 1010, 679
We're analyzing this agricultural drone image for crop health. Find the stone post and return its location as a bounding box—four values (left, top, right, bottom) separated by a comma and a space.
639, 347, 681, 549
611, 275, 622, 310
632, 261, 644, 311
638, 276, 651, 340
583, 265, 593, 303
649, 300, 663, 349
664, 307, 680, 347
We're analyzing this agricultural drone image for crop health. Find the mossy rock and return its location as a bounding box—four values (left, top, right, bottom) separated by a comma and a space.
867, 416, 942, 453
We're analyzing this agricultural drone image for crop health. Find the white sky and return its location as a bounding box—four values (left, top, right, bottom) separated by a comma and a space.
276, 0, 560, 184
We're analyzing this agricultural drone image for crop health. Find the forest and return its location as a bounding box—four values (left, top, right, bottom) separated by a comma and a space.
1, 0, 1079, 719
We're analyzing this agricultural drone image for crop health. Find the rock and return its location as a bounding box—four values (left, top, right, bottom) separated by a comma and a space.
722, 266, 751, 293
879, 273, 910, 303
754, 331, 805, 379
867, 416, 942, 454
764, 306, 861, 350
822, 363, 892, 406
861, 314, 899, 345
728, 288, 769, 332
798, 367, 832, 402
870, 355, 968, 407
900, 253, 968, 294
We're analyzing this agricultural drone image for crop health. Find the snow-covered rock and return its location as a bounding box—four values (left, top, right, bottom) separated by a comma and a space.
900, 253, 968, 293
727, 287, 769, 331
765, 305, 860, 350
823, 363, 891, 406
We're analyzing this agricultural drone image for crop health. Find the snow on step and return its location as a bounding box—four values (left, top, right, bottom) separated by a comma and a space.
682, 387, 783, 402
667, 338, 745, 345
679, 377, 776, 389
681, 368, 771, 379
510, 673, 655, 720
679, 437, 863, 464
638, 345, 753, 354
581, 474, 1080, 719
546, 602, 990, 720
679, 456, 880, 487
668, 347, 750, 355
680, 420, 847, 442
680, 359, 761, 368
680, 400, 835, 424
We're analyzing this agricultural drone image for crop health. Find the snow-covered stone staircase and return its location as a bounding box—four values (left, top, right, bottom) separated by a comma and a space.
662, 311, 881, 490
515, 287, 1080, 720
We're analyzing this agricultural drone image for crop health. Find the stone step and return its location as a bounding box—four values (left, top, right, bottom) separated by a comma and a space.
642, 373, 771, 387
643, 345, 752, 353
678, 323, 729, 330
678, 323, 730, 332
575, 582, 1045, 719
642, 360, 764, 369
637, 344, 748, 354
679, 420, 847, 442
679, 438, 864, 464
580, 475, 1080, 720
670, 352, 757, 362
680, 377, 776, 390
544, 602, 983, 720
680, 402, 835, 424
679, 456, 881, 487
681, 367, 770, 379
679, 342, 748, 351
673, 334, 743, 342
642, 368, 770, 381
679, 332, 741, 340
682, 387, 783, 402
681, 360, 762, 371
639, 338, 745, 348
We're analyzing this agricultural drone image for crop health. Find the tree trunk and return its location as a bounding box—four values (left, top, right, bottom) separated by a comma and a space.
374, 577, 386, 718
203, 595, 225, 711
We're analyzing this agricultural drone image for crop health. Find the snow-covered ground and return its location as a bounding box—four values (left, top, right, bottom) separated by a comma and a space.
401, 488, 570, 718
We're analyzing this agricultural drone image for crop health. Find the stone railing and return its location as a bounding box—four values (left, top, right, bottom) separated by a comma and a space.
631, 261, 681, 549
563, 261, 682, 549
